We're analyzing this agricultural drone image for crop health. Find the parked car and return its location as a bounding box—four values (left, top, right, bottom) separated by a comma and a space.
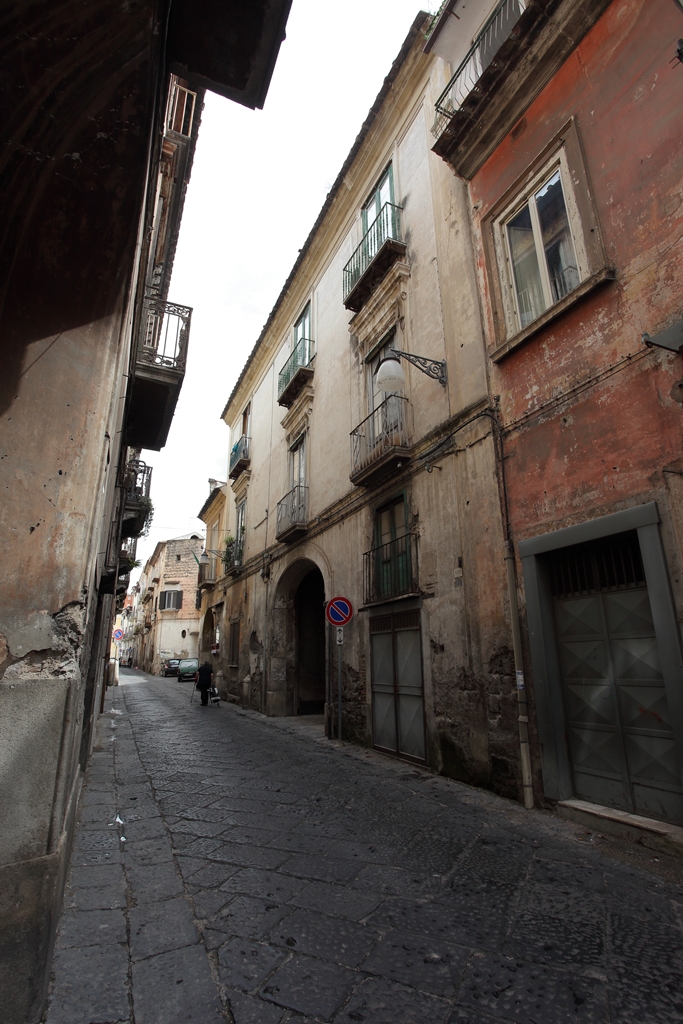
162, 658, 180, 677
177, 658, 198, 681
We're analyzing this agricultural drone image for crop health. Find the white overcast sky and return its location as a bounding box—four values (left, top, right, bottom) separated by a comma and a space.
132, 1, 437, 579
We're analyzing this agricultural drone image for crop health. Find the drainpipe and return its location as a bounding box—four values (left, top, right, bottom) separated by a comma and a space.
504, 540, 534, 810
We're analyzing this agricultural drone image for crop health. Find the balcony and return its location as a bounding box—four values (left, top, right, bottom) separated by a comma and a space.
125, 298, 192, 451
363, 533, 419, 605
432, 0, 527, 141
278, 338, 316, 408
224, 536, 244, 575
229, 435, 251, 480
350, 395, 412, 487
343, 203, 406, 313
198, 562, 216, 589
121, 460, 153, 539
276, 485, 309, 543
429, 0, 607, 179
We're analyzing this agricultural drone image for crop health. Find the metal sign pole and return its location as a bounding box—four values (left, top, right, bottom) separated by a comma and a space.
336, 626, 343, 741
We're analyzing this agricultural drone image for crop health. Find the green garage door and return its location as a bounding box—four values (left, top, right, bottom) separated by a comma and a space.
551, 532, 683, 824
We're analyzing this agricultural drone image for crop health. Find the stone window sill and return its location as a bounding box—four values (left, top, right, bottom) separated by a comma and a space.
490, 266, 616, 364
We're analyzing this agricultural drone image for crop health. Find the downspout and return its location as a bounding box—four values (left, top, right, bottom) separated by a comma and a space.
504, 541, 534, 809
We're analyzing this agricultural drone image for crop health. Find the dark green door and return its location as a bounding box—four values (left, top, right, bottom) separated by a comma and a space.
551, 533, 683, 823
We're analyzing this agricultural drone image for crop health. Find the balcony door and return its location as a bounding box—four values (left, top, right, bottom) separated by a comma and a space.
363, 166, 394, 261
294, 304, 311, 366
370, 609, 426, 763
375, 497, 409, 601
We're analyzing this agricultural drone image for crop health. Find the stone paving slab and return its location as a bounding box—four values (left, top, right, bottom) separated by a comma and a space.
44, 669, 683, 1023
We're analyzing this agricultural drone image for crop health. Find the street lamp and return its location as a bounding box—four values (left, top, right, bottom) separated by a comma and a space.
376, 349, 448, 390
198, 548, 224, 565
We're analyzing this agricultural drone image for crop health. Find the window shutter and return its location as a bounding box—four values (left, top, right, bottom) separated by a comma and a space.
175, 590, 183, 610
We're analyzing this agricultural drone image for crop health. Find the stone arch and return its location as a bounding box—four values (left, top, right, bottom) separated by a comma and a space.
267, 557, 327, 717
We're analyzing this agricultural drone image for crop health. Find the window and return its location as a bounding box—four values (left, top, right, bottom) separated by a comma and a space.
290, 434, 306, 491
504, 168, 579, 328
374, 496, 411, 601
166, 76, 196, 137
235, 501, 246, 563
176, 554, 181, 562
294, 305, 312, 365
367, 331, 398, 414
485, 120, 610, 356
363, 166, 396, 263
228, 622, 240, 666
363, 166, 394, 234
208, 518, 220, 579
242, 403, 251, 439
159, 590, 183, 610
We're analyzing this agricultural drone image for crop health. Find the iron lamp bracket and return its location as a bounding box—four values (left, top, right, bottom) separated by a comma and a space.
390, 349, 448, 386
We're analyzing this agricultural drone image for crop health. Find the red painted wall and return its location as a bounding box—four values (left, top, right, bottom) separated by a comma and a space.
470, 0, 683, 540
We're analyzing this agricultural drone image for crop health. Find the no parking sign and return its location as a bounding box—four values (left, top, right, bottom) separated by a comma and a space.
326, 597, 353, 744
325, 596, 353, 627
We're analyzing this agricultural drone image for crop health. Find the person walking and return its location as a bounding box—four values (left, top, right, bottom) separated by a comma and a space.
195, 661, 214, 706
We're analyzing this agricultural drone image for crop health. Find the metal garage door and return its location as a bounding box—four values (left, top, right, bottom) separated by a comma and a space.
550, 531, 683, 824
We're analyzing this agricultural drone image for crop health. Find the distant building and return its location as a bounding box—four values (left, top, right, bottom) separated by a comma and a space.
135, 535, 204, 674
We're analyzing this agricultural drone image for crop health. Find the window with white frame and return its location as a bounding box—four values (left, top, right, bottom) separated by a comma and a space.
159, 590, 183, 610
485, 120, 609, 349
235, 501, 246, 564
294, 304, 312, 365
290, 433, 306, 491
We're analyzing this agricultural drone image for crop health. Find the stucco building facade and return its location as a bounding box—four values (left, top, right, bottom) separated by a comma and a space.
198, 14, 521, 794
198, 0, 683, 841
431, 0, 683, 828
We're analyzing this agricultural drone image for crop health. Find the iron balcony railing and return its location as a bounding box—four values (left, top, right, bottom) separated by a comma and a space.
126, 459, 152, 502
224, 535, 244, 572
278, 337, 316, 400
343, 202, 403, 301
276, 485, 309, 539
350, 395, 411, 479
137, 298, 192, 373
229, 435, 250, 476
198, 561, 216, 586
120, 536, 138, 561
432, 0, 527, 138
364, 533, 419, 605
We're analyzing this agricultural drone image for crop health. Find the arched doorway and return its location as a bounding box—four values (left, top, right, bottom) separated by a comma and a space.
295, 569, 326, 714
268, 558, 327, 717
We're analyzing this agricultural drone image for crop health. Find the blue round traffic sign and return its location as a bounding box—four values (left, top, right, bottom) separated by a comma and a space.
325, 596, 353, 626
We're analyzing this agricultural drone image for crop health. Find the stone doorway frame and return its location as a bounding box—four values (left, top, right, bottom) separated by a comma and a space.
267, 556, 329, 717
520, 501, 683, 805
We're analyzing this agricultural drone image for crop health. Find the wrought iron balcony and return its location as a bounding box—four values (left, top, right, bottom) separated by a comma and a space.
121, 460, 153, 539
198, 561, 216, 588
229, 435, 251, 480
350, 395, 412, 487
343, 203, 406, 313
432, 0, 527, 140
364, 533, 419, 605
223, 536, 244, 575
276, 485, 309, 543
278, 338, 316, 408
125, 298, 193, 451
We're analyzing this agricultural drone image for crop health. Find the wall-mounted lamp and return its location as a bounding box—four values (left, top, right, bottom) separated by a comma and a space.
376, 349, 447, 390
198, 548, 224, 566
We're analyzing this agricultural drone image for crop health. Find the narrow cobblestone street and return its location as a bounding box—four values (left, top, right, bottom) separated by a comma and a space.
44, 670, 683, 1024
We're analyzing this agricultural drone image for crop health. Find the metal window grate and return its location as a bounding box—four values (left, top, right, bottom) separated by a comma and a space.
548, 531, 645, 599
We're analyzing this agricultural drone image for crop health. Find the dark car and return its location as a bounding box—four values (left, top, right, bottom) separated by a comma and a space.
177, 658, 199, 681
163, 659, 180, 677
